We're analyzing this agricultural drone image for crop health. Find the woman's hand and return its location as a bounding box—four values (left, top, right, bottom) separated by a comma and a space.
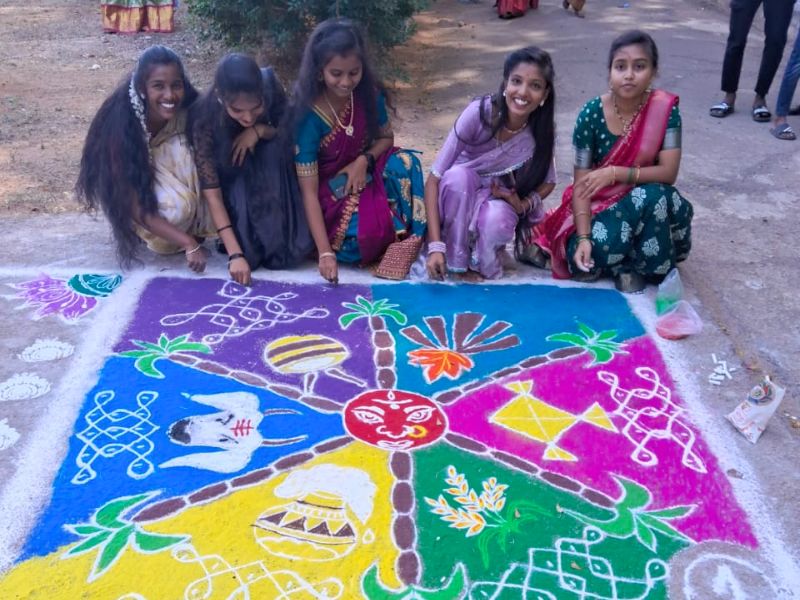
577, 166, 615, 201
228, 256, 252, 286
490, 180, 525, 214
427, 252, 447, 280
318, 253, 338, 284
184, 245, 209, 273
338, 155, 370, 196
231, 127, 260, 167
573, 239, 595, 273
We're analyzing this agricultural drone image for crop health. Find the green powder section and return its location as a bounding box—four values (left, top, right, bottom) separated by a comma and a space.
414, 444, 690, 598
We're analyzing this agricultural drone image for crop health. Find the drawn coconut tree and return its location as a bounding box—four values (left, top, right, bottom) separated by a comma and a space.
52, 287, 696, 597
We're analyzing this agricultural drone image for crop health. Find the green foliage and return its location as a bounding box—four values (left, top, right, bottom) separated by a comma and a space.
63, 492, 189, 581
562, 476, 694, 552
186, 0, 430, 70
120, 334, 212, 378
339, 295, 408, 329
546, 322, 627, 365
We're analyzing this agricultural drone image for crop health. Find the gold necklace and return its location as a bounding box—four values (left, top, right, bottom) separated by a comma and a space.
502, 120, 528, 135
324, 90, 354, 136
612, 91, 647, 136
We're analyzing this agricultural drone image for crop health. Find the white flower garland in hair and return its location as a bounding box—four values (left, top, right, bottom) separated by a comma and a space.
128, 64, 152, 160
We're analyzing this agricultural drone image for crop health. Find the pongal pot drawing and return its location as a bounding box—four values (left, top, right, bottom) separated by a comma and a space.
253, 465, 376, 561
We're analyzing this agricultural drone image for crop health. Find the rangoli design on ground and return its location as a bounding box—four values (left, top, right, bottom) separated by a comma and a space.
0, 279, 761, 598
5, 273, 122, 322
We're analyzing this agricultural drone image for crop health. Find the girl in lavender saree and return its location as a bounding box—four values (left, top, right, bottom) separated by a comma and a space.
291, 19, 426, 284
424, 47, 557, 280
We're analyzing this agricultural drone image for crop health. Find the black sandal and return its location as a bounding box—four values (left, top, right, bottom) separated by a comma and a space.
752, 106, 771, 122
614, 272, 646, 294
518, 243, 550, 269
709, 101, 733, 118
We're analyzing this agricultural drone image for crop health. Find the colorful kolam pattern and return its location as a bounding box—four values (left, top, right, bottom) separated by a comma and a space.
0, 277, 767, 598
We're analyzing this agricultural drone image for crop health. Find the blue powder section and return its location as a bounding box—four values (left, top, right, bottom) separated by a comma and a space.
373, 283, 645, 396
21, 356, 345, 560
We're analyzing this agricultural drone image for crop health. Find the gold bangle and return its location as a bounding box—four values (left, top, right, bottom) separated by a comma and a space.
635, 166, 641, 185
574, 211, 591, 218
612, 166, 617, 183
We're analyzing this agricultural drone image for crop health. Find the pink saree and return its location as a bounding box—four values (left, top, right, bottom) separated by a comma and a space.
315, 96, 395, 265
534, 89, 678, 279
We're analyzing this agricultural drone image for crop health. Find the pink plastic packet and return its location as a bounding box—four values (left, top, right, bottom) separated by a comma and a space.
655, 300, 703, 340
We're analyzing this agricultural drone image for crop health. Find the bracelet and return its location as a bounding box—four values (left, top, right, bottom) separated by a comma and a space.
228, 252, 245, 262
319, 252, 336, 261
185, 244, 202, 255
627, 168, 634, 184
427, 240, 446, 255
612, 166, 617, 184
574, 210, 591, 218
217, 224, 233, 234
575, 234, 593, 245
634, 166, 641, 185
361, 152, 376, 174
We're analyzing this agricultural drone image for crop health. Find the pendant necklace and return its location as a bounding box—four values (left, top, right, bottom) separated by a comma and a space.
612, 91, 647, 136
325, 90, 354, 136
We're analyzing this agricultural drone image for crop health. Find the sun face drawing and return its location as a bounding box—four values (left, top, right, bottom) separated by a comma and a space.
0, 278, 763, 599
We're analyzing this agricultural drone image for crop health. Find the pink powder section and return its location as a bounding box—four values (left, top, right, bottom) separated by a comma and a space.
443, 336, 757, 547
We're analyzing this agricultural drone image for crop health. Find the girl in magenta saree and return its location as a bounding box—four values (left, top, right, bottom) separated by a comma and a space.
425, 47, 557, 280
531, 30, 693, 293
291, 19, 426, 284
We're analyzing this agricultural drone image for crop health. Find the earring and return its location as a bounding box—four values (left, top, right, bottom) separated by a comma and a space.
539, 100, 545, 107
139, 93, 145, 100
502, 90, 507, 97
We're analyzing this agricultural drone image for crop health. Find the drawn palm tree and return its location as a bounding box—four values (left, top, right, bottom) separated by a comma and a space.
339, 295, 408, 389
546, 322, 627, 365
120, 334, 212, 378
339, 296, 407, 329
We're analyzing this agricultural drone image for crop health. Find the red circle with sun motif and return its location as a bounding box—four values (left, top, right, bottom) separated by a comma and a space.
343, 389, 447, 451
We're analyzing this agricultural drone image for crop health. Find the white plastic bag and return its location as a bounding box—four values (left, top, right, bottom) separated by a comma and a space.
726, 376, 786, 443
655, 269, 684, 315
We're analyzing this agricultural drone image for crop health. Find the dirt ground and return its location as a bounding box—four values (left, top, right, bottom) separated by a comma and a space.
0, 0, 445, 215
0, 0, 218, 214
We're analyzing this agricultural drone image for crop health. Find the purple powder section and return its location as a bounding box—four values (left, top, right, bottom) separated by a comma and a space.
115, 278, 375, 402
444, 336, 757, 547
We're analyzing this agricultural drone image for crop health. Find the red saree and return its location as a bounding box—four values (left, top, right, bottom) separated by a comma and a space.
315, 96, 395, 264
534, 89, 679, 279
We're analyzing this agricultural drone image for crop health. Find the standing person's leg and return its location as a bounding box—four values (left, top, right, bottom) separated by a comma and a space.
771, 28, 800, 139
755, 0, 795, 98
712, 0, 762, 116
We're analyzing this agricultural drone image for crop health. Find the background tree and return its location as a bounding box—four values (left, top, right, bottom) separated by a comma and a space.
187, 0, 430, 73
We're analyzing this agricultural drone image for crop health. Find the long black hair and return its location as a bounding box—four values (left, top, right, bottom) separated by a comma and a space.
189, 53, 287, 170
455, 46, 556, 201
288, 18, 393, 144
75, 45, 198, 266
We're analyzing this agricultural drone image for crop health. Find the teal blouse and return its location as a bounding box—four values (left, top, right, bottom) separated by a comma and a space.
294, 91, 390, 175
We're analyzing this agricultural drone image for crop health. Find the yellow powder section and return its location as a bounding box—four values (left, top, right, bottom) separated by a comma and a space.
0, 443, 400, 598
